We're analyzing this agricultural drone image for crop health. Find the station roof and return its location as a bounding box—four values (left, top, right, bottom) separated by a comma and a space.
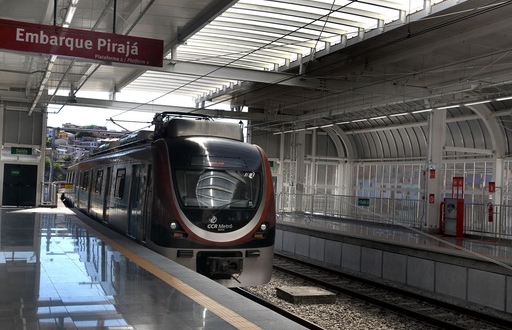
1, 0, 512, 144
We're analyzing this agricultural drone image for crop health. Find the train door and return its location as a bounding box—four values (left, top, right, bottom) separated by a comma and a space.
127, 164, 142, 239
76, 171, 83, 208
102, 167, 112, 224
87, 169, 93, 213
141, 164, 152, 243
73, 171, 79, 202
70, 171, 78, 202
2, 164, 37, 206
81, 170, 92, 211
91, 168, 104, 219
128, 164, 148, 242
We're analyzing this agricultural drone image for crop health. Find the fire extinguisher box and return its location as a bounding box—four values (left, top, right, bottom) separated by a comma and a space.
443, 198, 464, 238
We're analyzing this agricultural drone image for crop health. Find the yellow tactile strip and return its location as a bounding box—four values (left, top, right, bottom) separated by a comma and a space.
92, 232, 263, 330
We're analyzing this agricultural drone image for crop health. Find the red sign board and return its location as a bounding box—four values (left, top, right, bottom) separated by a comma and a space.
452, 176, 464, 188
0, 18, 163, 67
489, 181, 495, 193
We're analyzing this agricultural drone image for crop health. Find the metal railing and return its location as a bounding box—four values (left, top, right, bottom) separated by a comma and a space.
276, 193, 424, 227
464, 203, 512, 240
276, 192, 512, 240
41, 182, 59, 207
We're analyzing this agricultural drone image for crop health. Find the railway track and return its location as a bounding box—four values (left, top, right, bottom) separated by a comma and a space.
231, 287, 326, 330
272, 253, 512, 330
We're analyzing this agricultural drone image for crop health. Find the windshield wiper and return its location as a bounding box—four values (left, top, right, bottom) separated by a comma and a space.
203, 199, 253, 222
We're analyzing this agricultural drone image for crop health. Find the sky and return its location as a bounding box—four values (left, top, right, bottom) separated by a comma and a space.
47, 105, 156, 132
46, 90, 201, 132
45, 88, 241, 134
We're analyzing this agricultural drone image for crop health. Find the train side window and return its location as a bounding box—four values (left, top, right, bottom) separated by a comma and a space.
95, 170, 103, 193
82, 171, 89, 191
114, 168, 126, 199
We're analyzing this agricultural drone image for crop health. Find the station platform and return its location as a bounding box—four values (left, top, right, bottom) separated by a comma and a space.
275, 212, 512, 315
0, 206, 307, 330
277, 212, 512, 263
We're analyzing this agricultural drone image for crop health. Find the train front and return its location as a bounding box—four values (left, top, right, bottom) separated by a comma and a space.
151, 118, 275, 287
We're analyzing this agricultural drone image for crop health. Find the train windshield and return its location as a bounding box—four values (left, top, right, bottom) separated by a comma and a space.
175, 170, 261, 209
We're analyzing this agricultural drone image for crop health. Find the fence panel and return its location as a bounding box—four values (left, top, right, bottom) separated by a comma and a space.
41, 182, 58, 207
277, 192, 512, 241
278, 193, 423, 228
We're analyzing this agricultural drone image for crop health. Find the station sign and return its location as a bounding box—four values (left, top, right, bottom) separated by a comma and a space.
11, 147, 32, 155
488, 181, 495, 193
452, 176, 464, 188
0, 18, 163, 67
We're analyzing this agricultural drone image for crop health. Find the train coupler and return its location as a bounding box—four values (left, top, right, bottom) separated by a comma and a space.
197, 251, 243, 280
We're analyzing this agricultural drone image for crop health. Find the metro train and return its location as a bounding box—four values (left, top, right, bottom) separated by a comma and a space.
61, 112, 276, 287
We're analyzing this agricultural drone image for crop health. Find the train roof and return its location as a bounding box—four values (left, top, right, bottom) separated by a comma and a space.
153, 112, 243, 141
158, 118, 243, 141
88, 113, 243, 158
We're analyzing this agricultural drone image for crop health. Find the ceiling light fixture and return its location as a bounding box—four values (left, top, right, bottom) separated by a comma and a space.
437, 105, 459, 110
464, 100, 491, 106
63, 0, 79, 27
411, 108, 432, 114
496, 96, 512, 101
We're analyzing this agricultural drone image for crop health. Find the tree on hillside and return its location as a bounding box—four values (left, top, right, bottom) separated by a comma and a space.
75, 131, 94, 139
44, 156, 66, 182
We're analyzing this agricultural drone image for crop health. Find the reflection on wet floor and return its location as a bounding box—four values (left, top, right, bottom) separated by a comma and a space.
278, 212, 512, 261
0, 209, 234, 330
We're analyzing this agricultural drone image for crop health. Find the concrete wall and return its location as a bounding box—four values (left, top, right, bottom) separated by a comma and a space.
276, 224, 512, 314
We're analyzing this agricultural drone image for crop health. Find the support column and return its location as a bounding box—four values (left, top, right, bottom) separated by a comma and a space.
38, 109, 49, 205
494, 158, 503, 206
295, 130, 306, 213
0, 103, 4, 205
425, 109, 446, 232
277, 132, 285, 196
310, 129, 317, 193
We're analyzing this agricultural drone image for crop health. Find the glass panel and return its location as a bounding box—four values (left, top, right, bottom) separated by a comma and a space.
317, 164, 326, 186
95, 170, 103, 193
176, 170, 261, 209
114, 169, 126, 199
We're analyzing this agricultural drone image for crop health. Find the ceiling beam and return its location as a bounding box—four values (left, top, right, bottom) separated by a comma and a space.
113, 0, 237, 93
49, 95, 295, 122
155, 61, 320, 88
444, 146, 494, 155
166, 0, 238, 50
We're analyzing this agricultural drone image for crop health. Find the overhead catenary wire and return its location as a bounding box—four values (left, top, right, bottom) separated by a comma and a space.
52, 0, 512, 133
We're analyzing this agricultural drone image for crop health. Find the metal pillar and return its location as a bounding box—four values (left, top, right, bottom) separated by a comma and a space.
425, 109, 446, 232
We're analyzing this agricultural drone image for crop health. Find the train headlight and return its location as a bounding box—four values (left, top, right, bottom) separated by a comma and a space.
259, 222, 268, 231
169, 221, 188, 238
170, 221, 178, 230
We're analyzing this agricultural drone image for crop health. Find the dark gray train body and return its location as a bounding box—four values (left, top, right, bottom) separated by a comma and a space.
63, 116, 275, 287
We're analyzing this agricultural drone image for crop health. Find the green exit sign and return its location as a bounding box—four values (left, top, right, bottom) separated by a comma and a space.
357, 198, 370, 207
11, 147, 32, 155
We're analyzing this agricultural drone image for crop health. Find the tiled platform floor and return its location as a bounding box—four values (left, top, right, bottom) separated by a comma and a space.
0, 207, 305, 330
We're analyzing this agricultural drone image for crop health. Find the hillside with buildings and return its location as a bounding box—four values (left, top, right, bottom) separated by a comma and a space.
46, 124, 127, 181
